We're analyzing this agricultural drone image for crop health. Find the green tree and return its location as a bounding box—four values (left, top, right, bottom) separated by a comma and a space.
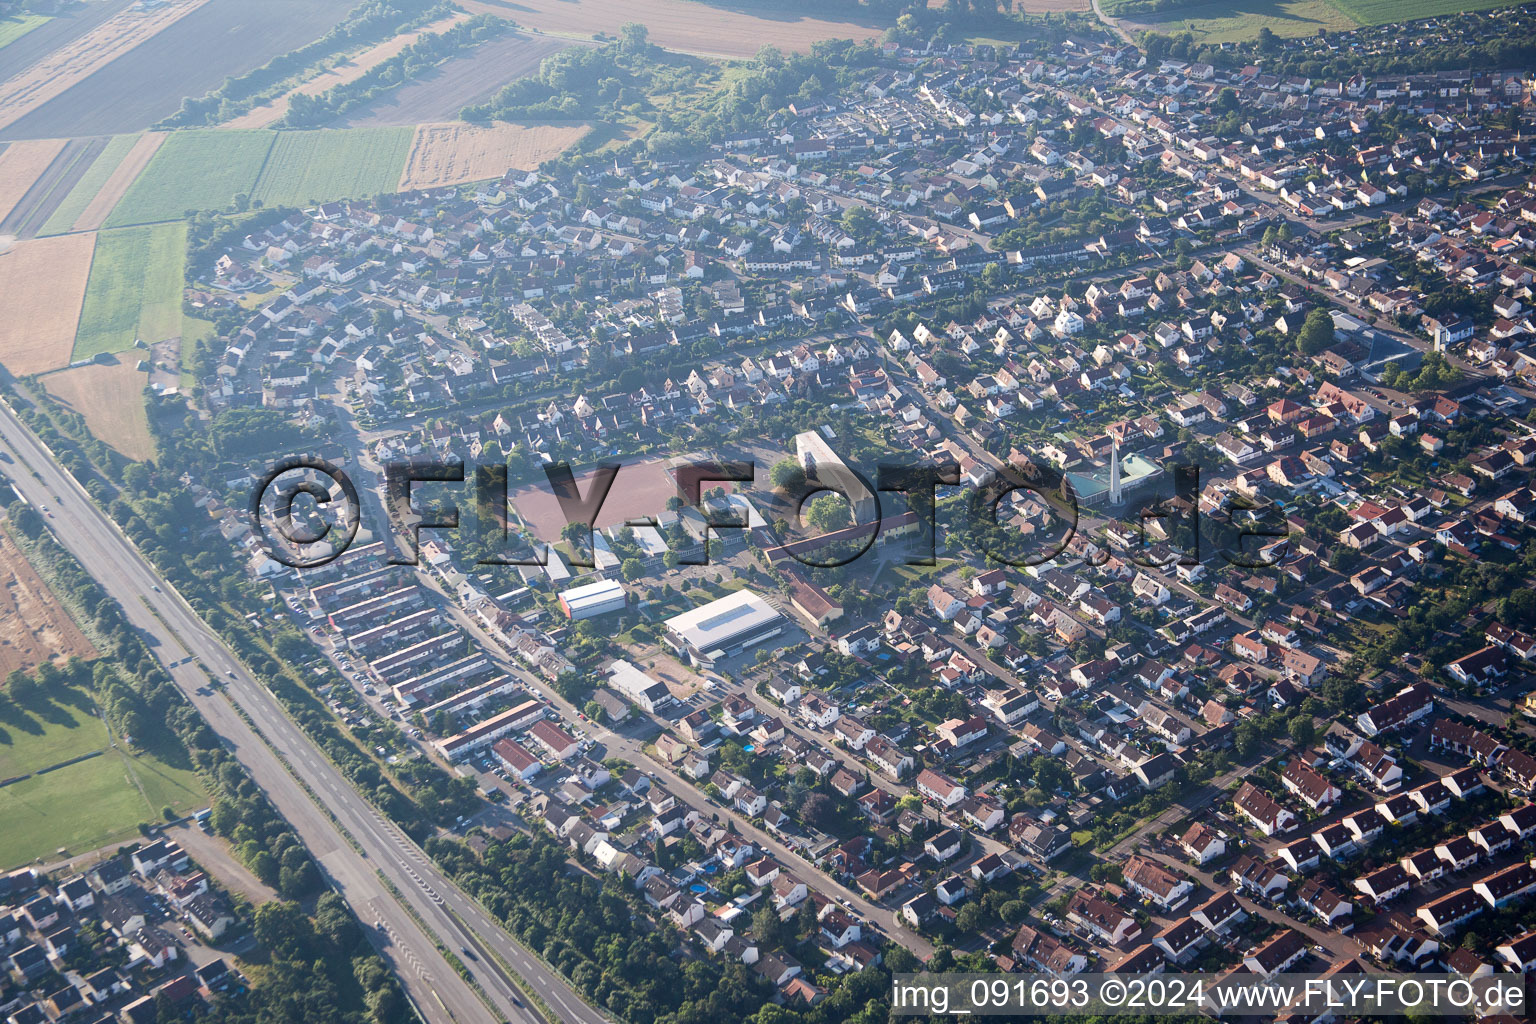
1295, 308, 1335, 356
804, 493, 852, 534
1288, 716, 1316, 750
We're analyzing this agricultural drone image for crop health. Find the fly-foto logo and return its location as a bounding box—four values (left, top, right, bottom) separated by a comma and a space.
249, 454, 1288, 571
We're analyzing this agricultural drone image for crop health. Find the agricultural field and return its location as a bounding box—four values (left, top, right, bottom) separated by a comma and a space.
456, 0, 885, 58
43, 132, 164, 235
1103, 0, 1515, 39
73, 222, 187, 362
340, 31, 573, 128
0, 232, 95, 376
103, 129, 271, 227
0, 0, 357, 141
249, 126, 413, 207
0, 13, 48, 53
0, 0, 209, 136
0, 137, 64, 224
223, 11, 472, 130
42, 358, 156, 462
1, 135, 107, 238
0, 686, 204, 869
0, 530, 96, 677
398, 122, 588, 190
1103, 0, 1358, 38
1328, 0, 1517, 25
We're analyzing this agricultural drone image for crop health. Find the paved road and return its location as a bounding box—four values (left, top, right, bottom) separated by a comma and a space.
0, 391, 610, 1024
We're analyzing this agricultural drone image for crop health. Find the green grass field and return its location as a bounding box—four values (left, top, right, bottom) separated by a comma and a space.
0, 695, 204, 869
72, 223, 188, 360
36, 134, 143, 237
250, 127, 413, 208
0, 12, 47, 52
105, 130, 273, 228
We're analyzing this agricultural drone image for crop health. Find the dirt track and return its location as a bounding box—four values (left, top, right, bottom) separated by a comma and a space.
0, 528, 97, 676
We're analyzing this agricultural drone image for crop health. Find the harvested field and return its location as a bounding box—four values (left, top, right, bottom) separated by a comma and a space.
0, 0, 209, 135
455, 0, 885, 58
0, 137, 65, 224
1, 136, 107, 238
0, 0, 357, 141
398, 122, 586, 190
104, 129, 271, 227
223, 11, 472, 130
339, 31, 573, 128
1014, 0, 1091, 11
0, 232, 95, 376
66, 132, 164, 233
0, 530, 95, 677
250, 126, 413, 207
0, 0, 127, 84
73, 222, 186, 361
42, 358, 154, 462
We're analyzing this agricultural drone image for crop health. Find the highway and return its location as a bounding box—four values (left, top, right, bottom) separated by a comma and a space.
0, 391, 609, 1024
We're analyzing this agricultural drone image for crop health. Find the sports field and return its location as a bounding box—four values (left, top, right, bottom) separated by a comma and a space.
73, 222, 186, 360
0, 690, 205, 868
104, 129, 272, 227
0, 14, 48, 54
250, 126, 413, 207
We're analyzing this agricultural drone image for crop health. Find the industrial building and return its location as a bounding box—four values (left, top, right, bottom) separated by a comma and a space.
663, 589, 785, 668
606, 659, 676, 713
557, 579, 627, 620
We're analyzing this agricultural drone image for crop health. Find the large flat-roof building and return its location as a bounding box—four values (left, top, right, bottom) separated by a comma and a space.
607, 659, 676, 713
663, 589, 785, 668
558, 579, 627, 620
794, 430, 877, 522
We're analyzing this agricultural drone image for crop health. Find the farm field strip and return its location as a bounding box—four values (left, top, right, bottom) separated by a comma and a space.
398, 122, 588, 190
36, 132, 144, 235
72, 222, 187, 362
0, 0, 210, 133
67, 132, 164, 233
0, 13, 49, 54
103, 128, 272, 227
0, 232, 95, 376
0, 135, 104, 238
41, 358, 157, 462
249, 126, 414, 207
454, 0, 885, 58
0, 136, 65, 223
222, 11, 472, 130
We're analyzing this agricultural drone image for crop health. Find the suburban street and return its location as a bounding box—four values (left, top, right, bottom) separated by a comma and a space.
0, 389, 610, 1024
